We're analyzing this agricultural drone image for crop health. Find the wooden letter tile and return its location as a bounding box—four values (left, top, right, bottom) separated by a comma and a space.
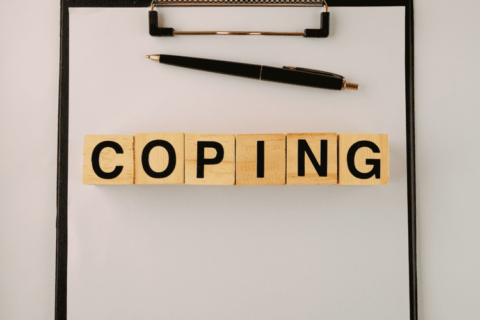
338, 134, 389, 185
135, 132, 184, 185
185, 133, 235, 185
287, 133, 337, 185
83, 135, 134, 185
236, 134, 285, 185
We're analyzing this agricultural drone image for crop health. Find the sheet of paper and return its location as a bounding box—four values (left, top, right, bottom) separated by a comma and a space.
69, 7, 407, 320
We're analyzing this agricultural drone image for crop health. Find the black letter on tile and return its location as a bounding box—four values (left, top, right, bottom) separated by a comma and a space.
298, 139, 327, 177
91, 141, 124, 179
257, 141, 265, 178
347, 141, 381, 179
197, 141, 224, 178
141, 140, 176, 179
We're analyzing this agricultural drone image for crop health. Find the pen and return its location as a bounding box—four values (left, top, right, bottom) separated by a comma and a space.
146, 54, 358, 91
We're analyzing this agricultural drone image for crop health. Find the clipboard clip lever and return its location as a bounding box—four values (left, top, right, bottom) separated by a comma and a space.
148, 0, 329, 38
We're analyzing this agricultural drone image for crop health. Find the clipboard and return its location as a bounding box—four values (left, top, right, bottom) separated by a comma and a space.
56, 1, 416, 319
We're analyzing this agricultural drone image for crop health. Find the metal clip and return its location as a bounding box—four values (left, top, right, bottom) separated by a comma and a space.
283, 66, 343, 79
149, 0, 329, 38
283, 66, 358, 90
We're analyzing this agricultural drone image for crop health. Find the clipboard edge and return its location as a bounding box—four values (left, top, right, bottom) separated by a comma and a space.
55, 1, 416, 320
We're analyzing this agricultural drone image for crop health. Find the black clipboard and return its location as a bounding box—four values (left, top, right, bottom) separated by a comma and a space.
56, 1, 416, 319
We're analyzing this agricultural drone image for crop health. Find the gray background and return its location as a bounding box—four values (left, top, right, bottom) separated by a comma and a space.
0, 0, 479, 319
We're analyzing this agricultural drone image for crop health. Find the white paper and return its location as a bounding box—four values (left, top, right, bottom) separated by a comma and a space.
69, 7, 408, 320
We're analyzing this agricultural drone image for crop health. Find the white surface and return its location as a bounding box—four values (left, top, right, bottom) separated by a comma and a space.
68, 7, 407, 320
0, 1, 480, 320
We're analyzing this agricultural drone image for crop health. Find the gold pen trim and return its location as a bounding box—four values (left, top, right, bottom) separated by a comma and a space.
342, 80, 359, 90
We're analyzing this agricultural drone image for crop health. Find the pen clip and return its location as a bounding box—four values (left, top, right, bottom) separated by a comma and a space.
283, 66, 344, 80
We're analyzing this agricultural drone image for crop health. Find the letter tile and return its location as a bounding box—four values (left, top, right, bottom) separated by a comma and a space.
236, 134, 286, 185
83, 135, 134, 185
185, 133, 235, 185
135, 132, 184, 185
338, 134, 389, 185
287, 133, 337, 185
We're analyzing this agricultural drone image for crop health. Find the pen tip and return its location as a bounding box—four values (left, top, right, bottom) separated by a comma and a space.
145, 54, 160, 62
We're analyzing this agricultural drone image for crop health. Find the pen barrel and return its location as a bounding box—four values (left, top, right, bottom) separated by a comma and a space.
260, 66, 344, 90
160, 55, 261, 79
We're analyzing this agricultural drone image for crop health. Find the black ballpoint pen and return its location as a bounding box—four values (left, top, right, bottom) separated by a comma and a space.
146, 54, 358, 91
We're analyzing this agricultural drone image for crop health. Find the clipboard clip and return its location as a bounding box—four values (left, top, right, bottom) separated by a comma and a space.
149, 0, 330, 38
